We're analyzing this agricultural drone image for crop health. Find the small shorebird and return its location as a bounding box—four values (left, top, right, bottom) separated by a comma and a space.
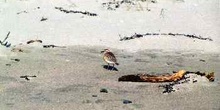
101, 49, 119, 70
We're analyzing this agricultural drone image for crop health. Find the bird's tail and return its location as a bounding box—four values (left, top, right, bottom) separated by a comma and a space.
115, 63, 119, 65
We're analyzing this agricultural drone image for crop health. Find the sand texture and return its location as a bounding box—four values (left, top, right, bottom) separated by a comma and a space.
0, 46, 219, 110
0, 0, 219, 109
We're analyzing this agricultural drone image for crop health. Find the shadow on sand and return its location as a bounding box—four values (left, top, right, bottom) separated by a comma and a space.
102, 65, 118, 71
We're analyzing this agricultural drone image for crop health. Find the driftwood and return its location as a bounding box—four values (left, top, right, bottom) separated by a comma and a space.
119, 70, 214, 93
118, 70, 215, 82
55, 7, 98, 16
119, 33, 213, 41
26, 40, 42, 44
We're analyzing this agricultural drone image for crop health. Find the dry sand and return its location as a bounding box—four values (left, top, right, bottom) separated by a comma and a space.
0, 46, 220, 110
0, 0, 219, 109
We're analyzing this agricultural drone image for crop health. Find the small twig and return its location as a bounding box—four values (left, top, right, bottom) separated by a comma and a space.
17, 11, 28, 15
20, 75, 37, 81
43, 45, 66, 48
0, 31, 11, 47
3, 31, 10, 43
27, 40, 42, 44
0, 31, 10, 44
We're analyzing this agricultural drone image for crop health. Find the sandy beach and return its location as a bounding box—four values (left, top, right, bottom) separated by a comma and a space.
0, 46, 219, 110
0, 0, 220, 109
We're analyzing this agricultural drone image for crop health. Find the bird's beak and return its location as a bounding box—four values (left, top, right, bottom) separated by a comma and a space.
100, 51, 104, 53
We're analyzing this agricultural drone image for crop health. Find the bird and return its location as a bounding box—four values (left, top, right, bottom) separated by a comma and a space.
101, 49, 119, 70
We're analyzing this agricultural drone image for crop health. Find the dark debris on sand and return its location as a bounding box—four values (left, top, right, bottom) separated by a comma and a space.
11, 58, 20, 62
102, 0, 135, 10
40, 17, 48, 21
100, 88, 108, 93
123, 99, 132, 104
55, 7, 98, 16
102, 0, 156, 11
119, 33, 213, 41
20, 75, 37, 81
119, 71, 214, 93
43, 45, 66, 48
0, 31, 11, 48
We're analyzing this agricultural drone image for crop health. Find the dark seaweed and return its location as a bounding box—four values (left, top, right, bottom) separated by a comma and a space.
119, 32, 213, 41
55, 7, 97, 16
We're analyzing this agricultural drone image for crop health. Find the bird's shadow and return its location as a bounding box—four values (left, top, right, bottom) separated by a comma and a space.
102, 65, 118, 71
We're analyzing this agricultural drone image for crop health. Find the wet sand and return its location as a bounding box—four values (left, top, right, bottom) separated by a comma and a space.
0, 46, 220, 110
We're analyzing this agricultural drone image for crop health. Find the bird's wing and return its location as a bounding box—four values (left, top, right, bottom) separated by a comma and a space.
106, 52, 117, 63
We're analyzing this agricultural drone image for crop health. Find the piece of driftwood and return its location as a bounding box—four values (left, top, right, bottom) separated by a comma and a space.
118, 70, 215, 82
119, 70, 214, 94
55, 7, 98, 16
119, 33, 213, 41
26, 40, 42, 44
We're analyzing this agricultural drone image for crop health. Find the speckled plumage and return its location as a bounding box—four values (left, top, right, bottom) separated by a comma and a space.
102, 49, 119, 66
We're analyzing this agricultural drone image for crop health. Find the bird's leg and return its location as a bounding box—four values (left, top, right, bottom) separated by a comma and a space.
107, 63, 110, 70
112, 64, 114, 71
